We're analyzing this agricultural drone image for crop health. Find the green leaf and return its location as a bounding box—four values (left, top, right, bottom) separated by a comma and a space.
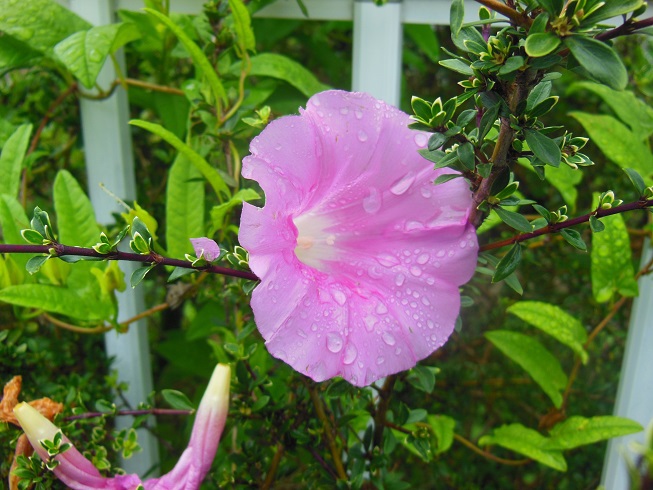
560, 228, 587, 251
0, 0, 90, 55
526, 81, 552, 112
478, 103, 500, 142
210, 188, 261, 232
130, 264, 155, 288
570, 112, 653, 177
456, 142, 475, 170
507, 301, 589, 363
0, 124, 32, 198
524, 128, 561, 167
433, 174, 461, 186
25, 255, 49, 274
232, 53, 329, 98
591, 211, 638, 302
450, 0, 464, 37
53, 170, 101, 247
494, 207, 533, 233
589, 215, 605, 233
452, 26, 486, 54
0, 195, 31, 269
528, 96, 558, 118
623, 168, 647, 195
479, 424, 567, 471
228, 0, 256, 53
405, 24, 440, 63
0, 284, 113, 321
166, 154, 205, 259
407, 365, 437, 393
564, 35, 627, 91
130, 120, 230, 200
485, 330, 567, 408
525, 32, 561, 57
161, 389, 196, 411
545, 416, 643, 450
492, 243, 522, 283
568, 82, 653, 140
427, 415, 455, 455
438, 58, 473, 76
498, 56, 525, 75
53, 23, 140, 89
581, 0, 645, 26
0, 34, 40, 71
144, 8, 227, 107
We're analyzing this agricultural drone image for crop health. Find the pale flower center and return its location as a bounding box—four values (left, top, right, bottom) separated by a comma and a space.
293, 213, 339, 271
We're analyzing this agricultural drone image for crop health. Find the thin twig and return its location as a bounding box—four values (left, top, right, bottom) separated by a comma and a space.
453, 433, 531, 466
480, 199, 653, 252
0, 243, 258, 281
261, 444, 284, 490
474, 0, 532, 29
65, 407, 193, 421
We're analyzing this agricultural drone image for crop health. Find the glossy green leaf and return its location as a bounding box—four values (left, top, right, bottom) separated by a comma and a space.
0, 0, 90, 55
130, 120, 230, 200
166, 154, 205, 259
524, 128, 561, 167
623, 168, 647, 195
479, 424, 567, 471
545, 416, 643, 450
525, 32, 561, 57
571, 112, 653, 177
0, 124, 31, 198
564, 35, 627, 90
507, 301, 588, 363
485, 330, 567, 408
479, 103, 500, 142
161, 389, 195, 411
591, 212, 638, 302
232, 53, 329, 98
0, 34, 40, 71
526, 81, 552, 112
145, 8, 227, 107
457, 142, 475, 170
494, 207, 533, 233
53, 170, 101, 247
589, 215, 605, 233
25, 255, 49, 275
54, 23, 140, 89
581, 0, 644, 26
560, 228, 587, 251
131, 264, 155, 288
498, 56, 524, 75
492, 243, 522, 283
228, 0, 255, 53
0, 283, 113, 321
428, 415, 455, 455
450, 0, 464, 37
438, 59, 473, 76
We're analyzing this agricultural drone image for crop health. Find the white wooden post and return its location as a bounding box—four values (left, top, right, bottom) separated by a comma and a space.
352, 0, 404, 107
602, 241, 653, 488
67, 0, 159, 477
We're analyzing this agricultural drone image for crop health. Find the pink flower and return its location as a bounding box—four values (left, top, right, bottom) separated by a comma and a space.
190, 237, 221, 262
239, 90, 477, 387
13, 364, 231, 490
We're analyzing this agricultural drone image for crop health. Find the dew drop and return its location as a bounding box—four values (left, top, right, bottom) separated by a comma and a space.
375, 303, 389, 315
382, 332, 396, 346
377, 254, 399, 267
326, 332, 344, 353
343, 344, 358, 364
340, 107, 349, 115
311, 323, 318, 332
364, 315, 377, 332
358, 130, 368, 142
421, 296, 431, 306
427, 320, 434, 329
332, 290, 347, 306
312, 97, 321, 106
390, 172, 416, 196
376, 356, 385, 365
414, 133, 428, 147
410, 265, 422, 277
363, 187, 382, 214
355, 109, 363, 119
395, 273, 405, 286
420, 186, 432, 198
297, 329, 307, 338
430, 334, 438, 342
417, 253, 430, 265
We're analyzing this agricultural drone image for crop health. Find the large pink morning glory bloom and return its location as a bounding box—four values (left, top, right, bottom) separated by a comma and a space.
239, 90, 477, 387
13, 364, 231, 490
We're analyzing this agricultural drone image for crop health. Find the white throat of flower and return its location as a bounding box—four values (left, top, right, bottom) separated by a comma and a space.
293, 213, 338, 271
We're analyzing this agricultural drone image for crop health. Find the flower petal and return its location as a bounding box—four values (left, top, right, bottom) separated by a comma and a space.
190, 237, 221, 262
240, 90, 478, 386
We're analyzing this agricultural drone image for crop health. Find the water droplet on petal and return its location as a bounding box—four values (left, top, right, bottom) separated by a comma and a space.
420, 186, 432, 198
405, 220, 423, 231
340, 107, 349, 115
274, 144, 282, 150
312, 97, 321, 106
358, 130, 368, 142
364, 315, 377, 332
417, 253, 430, 265
376, 303, 389, 315
414, 133, 428, 147
395, 274, 405, 286
421, 296, 431, 306
332, 290, 346, 306
355, 109, 363, 119
390, 172, 416, 196
410, 266, 422, 277
297, 329, 307, 338
378, 254, 399, 267
382, 332, 396, 346
376, 356, 385, 365
311, 323, 318, 332
363, 187, 382, 214
343, 344, 357, 364
326, 332, 344, 353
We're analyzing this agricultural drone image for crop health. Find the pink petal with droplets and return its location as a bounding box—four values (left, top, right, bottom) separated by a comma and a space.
239, 90, 477, 387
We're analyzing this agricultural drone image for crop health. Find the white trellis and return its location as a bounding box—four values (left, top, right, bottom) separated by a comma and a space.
60, 0, 652, 485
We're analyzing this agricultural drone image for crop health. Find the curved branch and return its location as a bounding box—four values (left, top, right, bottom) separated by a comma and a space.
474, 0, 532, 29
